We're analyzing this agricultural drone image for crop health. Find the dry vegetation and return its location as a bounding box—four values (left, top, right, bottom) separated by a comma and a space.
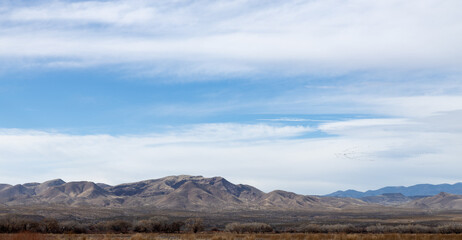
2, 216, 462, 235
2, 206, 462, 239
1, 233, 462, 240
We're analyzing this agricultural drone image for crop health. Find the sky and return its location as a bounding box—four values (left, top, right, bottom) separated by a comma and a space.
1, 0, 462, 195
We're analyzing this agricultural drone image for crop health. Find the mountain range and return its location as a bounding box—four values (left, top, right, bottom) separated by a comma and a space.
1, 175, 461, 211
0, 175, 366, 210
326, 182, 462, 198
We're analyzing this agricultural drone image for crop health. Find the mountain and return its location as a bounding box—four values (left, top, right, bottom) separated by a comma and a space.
4, 176, 461, 211
0, 175, 368, 210
108, 175, 265, 209
326, 183, 462, 198
405, 192, 462, 210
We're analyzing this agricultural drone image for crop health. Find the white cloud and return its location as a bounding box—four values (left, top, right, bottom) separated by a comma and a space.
0, 0, 461, 75
318, 118, 410, 132
368, 96, 462, 117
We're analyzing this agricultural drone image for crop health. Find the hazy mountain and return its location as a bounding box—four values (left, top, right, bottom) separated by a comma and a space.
0, 175, 367, 210
326, 183, 462, 198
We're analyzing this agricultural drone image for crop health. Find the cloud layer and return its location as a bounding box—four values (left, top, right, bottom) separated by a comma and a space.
1, 0, 462, 75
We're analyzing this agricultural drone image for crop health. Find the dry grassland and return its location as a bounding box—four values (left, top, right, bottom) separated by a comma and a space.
1, 233, 462, 240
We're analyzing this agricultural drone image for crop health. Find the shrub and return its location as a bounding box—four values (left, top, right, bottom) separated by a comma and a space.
185, 218, 204, 233
106, 220, 133, 234
437, 223, 462, 234
39, 218, 60, 233
225, 222, 273, 233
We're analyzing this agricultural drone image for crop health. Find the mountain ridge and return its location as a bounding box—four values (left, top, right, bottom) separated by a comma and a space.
1, 176, 462, 211
0, 175, 367, 210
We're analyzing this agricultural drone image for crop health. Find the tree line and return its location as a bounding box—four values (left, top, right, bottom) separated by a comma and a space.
0, 217, 192, 234
1, 216, 462, 234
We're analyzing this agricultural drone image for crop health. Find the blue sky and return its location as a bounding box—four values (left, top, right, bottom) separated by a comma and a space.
1, 0, 462, 194
0, 66, 382, 133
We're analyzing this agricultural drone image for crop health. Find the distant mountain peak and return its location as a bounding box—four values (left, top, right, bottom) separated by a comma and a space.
41, 179, 66, 188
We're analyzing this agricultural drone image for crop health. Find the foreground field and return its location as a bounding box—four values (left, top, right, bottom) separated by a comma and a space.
1, 233, 462, 240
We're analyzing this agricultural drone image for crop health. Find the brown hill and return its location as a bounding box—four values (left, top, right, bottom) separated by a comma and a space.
405, 192, 462, 209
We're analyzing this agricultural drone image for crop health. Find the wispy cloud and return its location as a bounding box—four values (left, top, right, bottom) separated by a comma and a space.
1, 0, 461, 76
150, 123, 315, 144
